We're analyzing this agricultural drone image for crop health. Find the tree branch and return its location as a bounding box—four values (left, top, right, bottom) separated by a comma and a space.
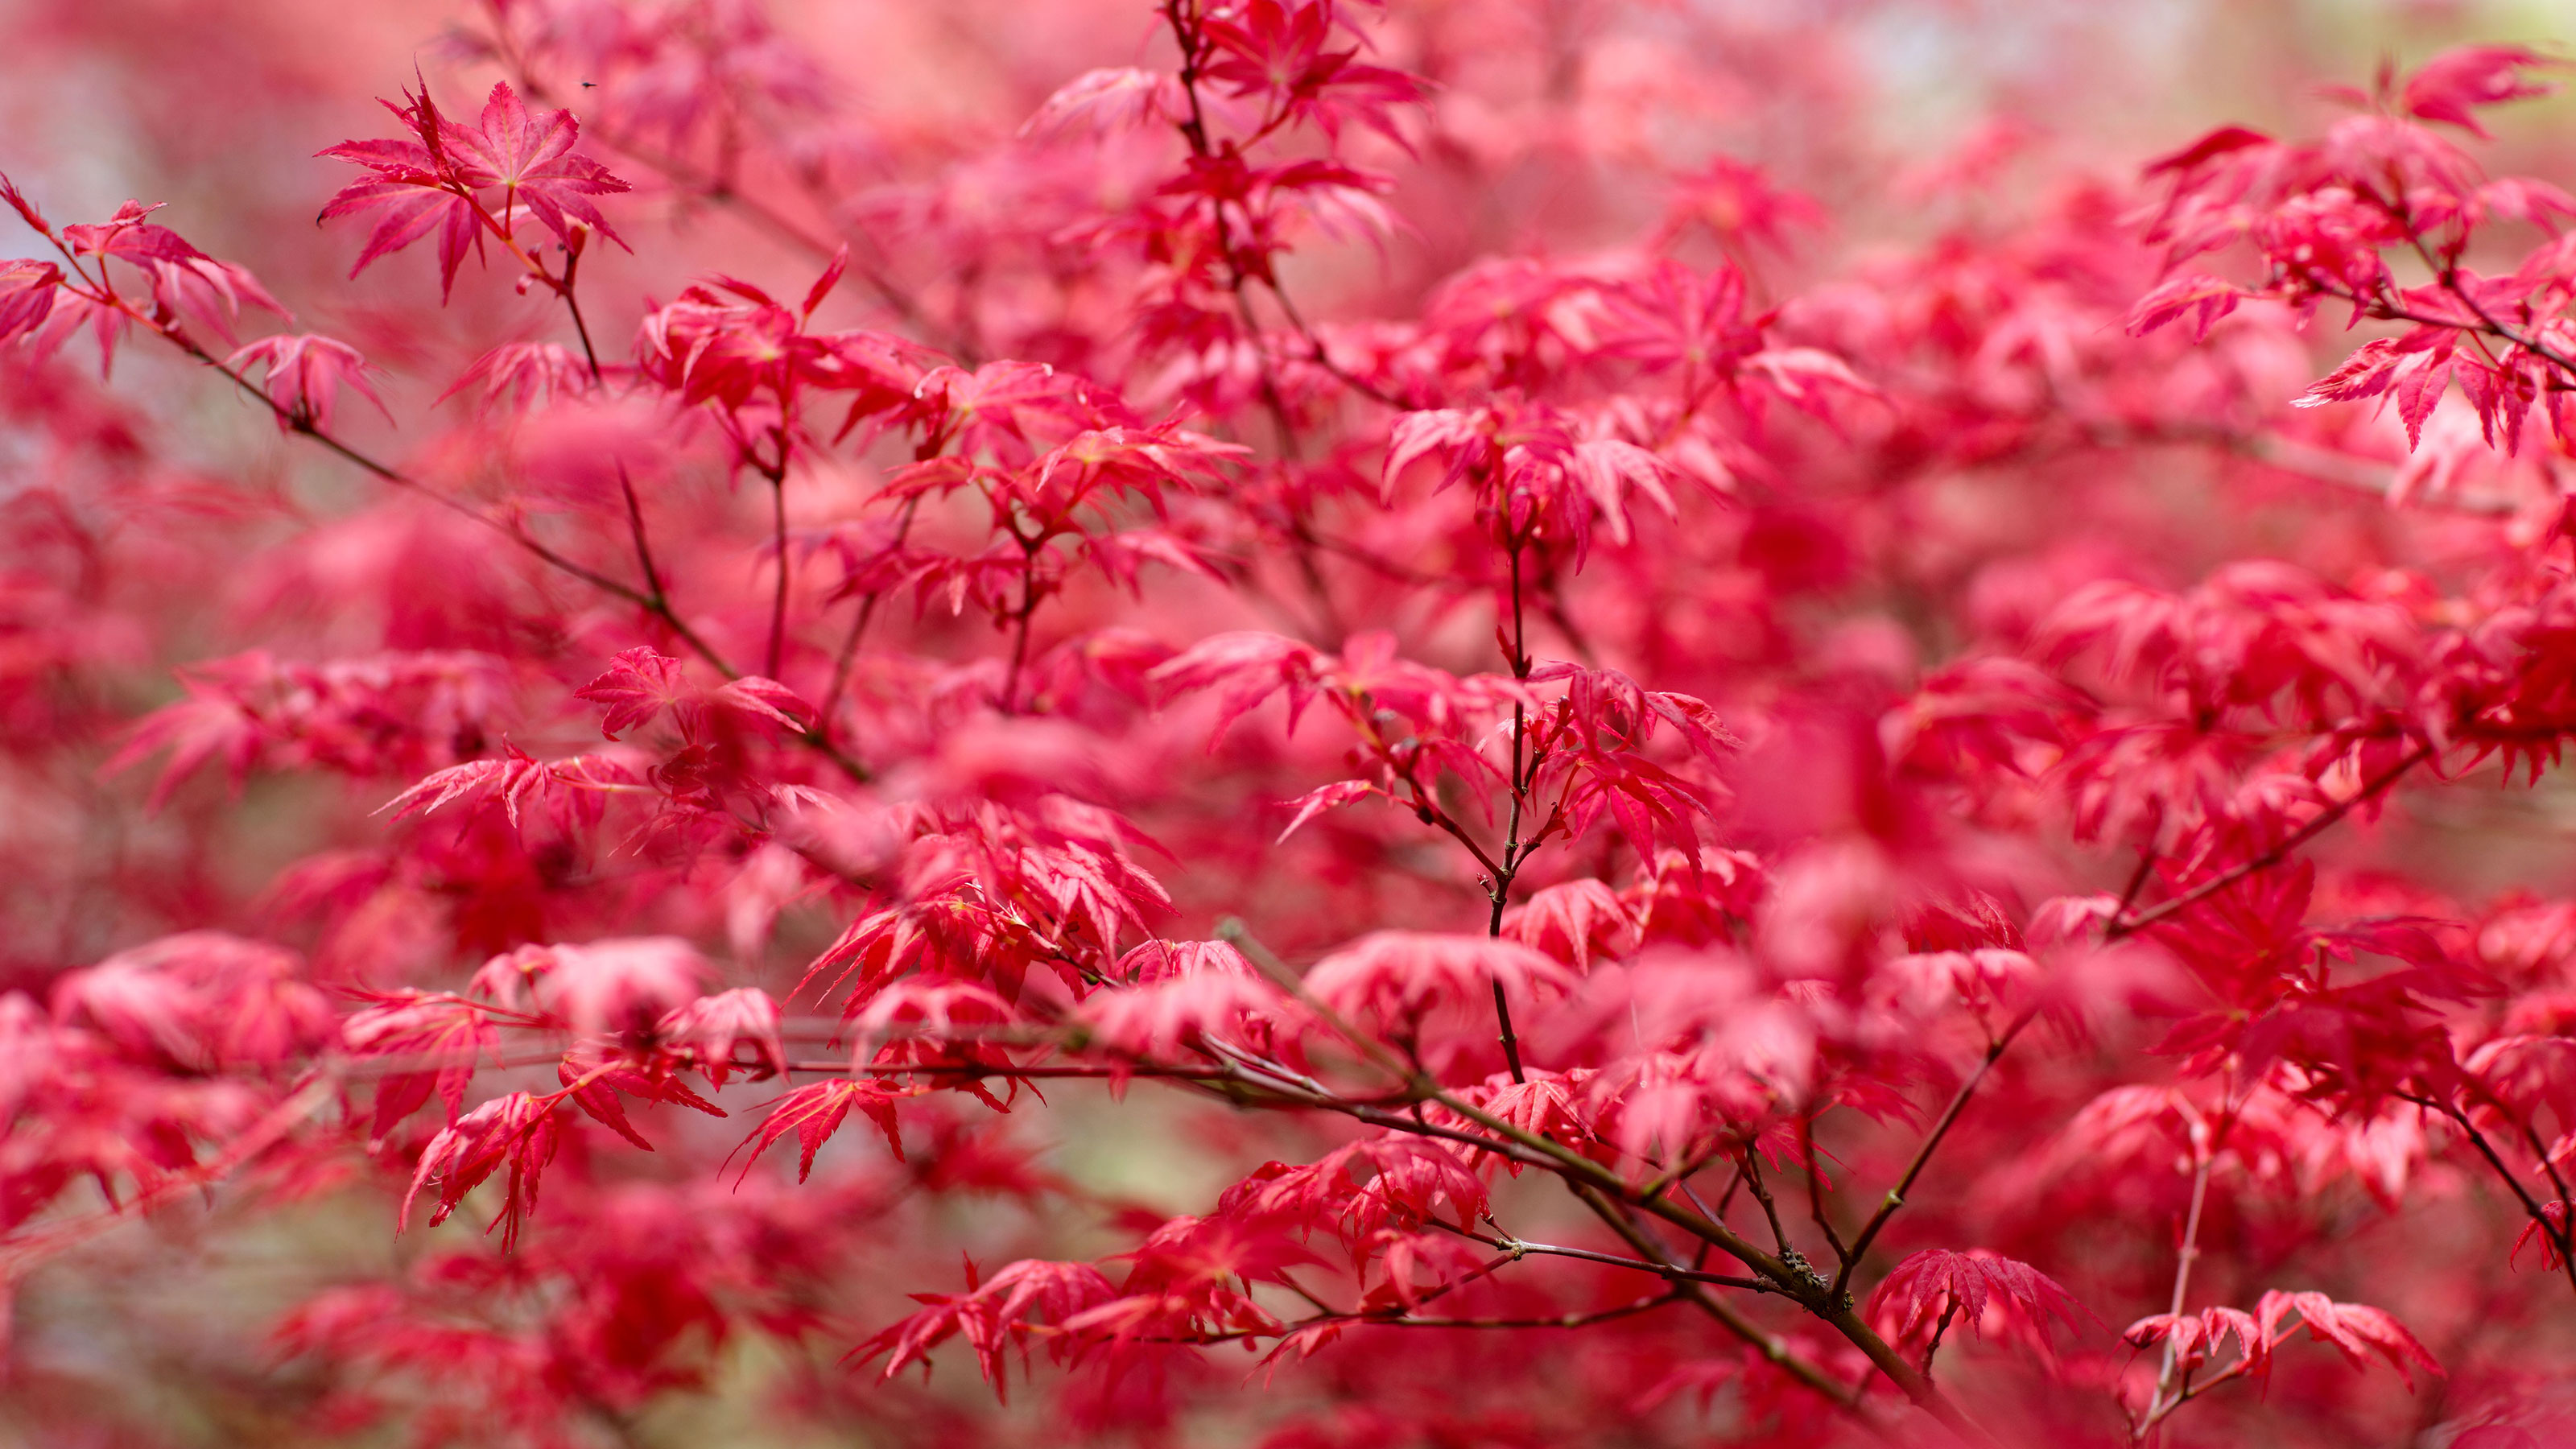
2105, 743, 2433, 941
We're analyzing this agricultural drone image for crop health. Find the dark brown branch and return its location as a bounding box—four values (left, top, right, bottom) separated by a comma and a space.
1569, 1184, 1882, 1420
2409, 1093, 2576, 1300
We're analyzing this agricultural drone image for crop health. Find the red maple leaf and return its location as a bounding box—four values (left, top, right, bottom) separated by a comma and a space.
319, 80, 628, 299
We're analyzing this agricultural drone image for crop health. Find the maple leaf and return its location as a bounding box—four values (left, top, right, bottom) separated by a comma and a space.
1078, 947, 1288, 1057
735, 1078, 910, 1181
2126, 272, 2244, 341
1276, 1137, 1493, 1241
555, 1043, 724, 1150
1198, 0, 1427, 144
1020, 67, 1184, 141
514, 937, 710, 1037
845, 976, 1015, 1038
319, 80, 628, 299
2401, 46, 2559, 138
575, 646, 691, 737
401, 1092, 562, 1249
52, 931, 336, 1070
60, 198, 207, 266
444, 82, 630, 248
2126, 1290, 2441, 1389
341, 991, 500, 1140
635, 277, 878, 414
1454, 1068, 1600, 1154
713, 675, 817, 731
2513, 1200, 2570, 1270
1654, 155, 1826, 251
0, 171, 49, 233
859, 1258, 1119, 1394
1566, 439, 1680, 547
1302, 931, 1575, 1038
0, 258, 60, 345
380, 746, 641, 835
657, 988, 789, 1087
438, 340, 594, 412
1500, 878, 1638, 971
1596, 261, 1761, 379
1867, 1248, 2087, 1344
142, 253, 288, 346
1276, 778, 1376, 841
316, 147, 481, 299
13, 196, 285, 365
2141, 124, 2275, 176
225, 333, 387, 434
2255, 1290, 2442, 1385
1148, 630, 1327, 741
1381, 407, 1492, 500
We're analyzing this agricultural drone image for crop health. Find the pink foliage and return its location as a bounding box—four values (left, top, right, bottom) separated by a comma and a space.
17, 6, 2576, 1447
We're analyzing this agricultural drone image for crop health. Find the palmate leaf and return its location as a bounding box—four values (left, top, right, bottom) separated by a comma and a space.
379, 746, 641, 835
1867, 1249, 2087, 1344
575, 646, 691, 737
315, 150, 484, 299
2125, 1290, 2441, 1388
319, 80, 627, 299
341, 991, 500, 1139
399, 1092, 561, 1251
0, 258, 60, 344
225, 332, 386, 433
734, 1078, 910, 1181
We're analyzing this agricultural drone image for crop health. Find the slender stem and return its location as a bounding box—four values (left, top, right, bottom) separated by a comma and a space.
2524, 1121, 2576, 1245
1170, 1293, 1682, 1343
2107, 743, 2431, 940
766, 470, 791, 679
1636, 1149, 1722, 1204
1410, 1080, 1985, 1434
821, 496, 922, 741
619, 464, 665, 602
2136, 1358, 2253, 1436
1921, 1297, 1961, 1380
1482, 535, 1538, 1081
73, 263, 873, 782
1261, 275, 1407, 409
2414, 1094, 2576, 1299
1831, 1005, 2039, 1300
1484, 977, 1526, 1083
1804, 1114, 1852, 1267
1160, 0, 1304, 449
1154, 0, 1398, 652
2117, 846, 2160, 918
2139, 1142, 2217, 1440
1394, 770, 1507, 881
1001, 543, 1042, 714
1449, 1224, 1773, 1292
1741, 1146, 1795, 1257
555, 242, 605, 382
1214, 918, 1418, 1085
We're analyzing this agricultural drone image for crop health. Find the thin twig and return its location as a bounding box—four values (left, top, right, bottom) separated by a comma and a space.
2105, 744, 2433, 940
1569, 1184, 1887, 1424
2136, 1133, 2218, 1440
47, 253, 876, 782
1831, 1004, 2039, 1301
